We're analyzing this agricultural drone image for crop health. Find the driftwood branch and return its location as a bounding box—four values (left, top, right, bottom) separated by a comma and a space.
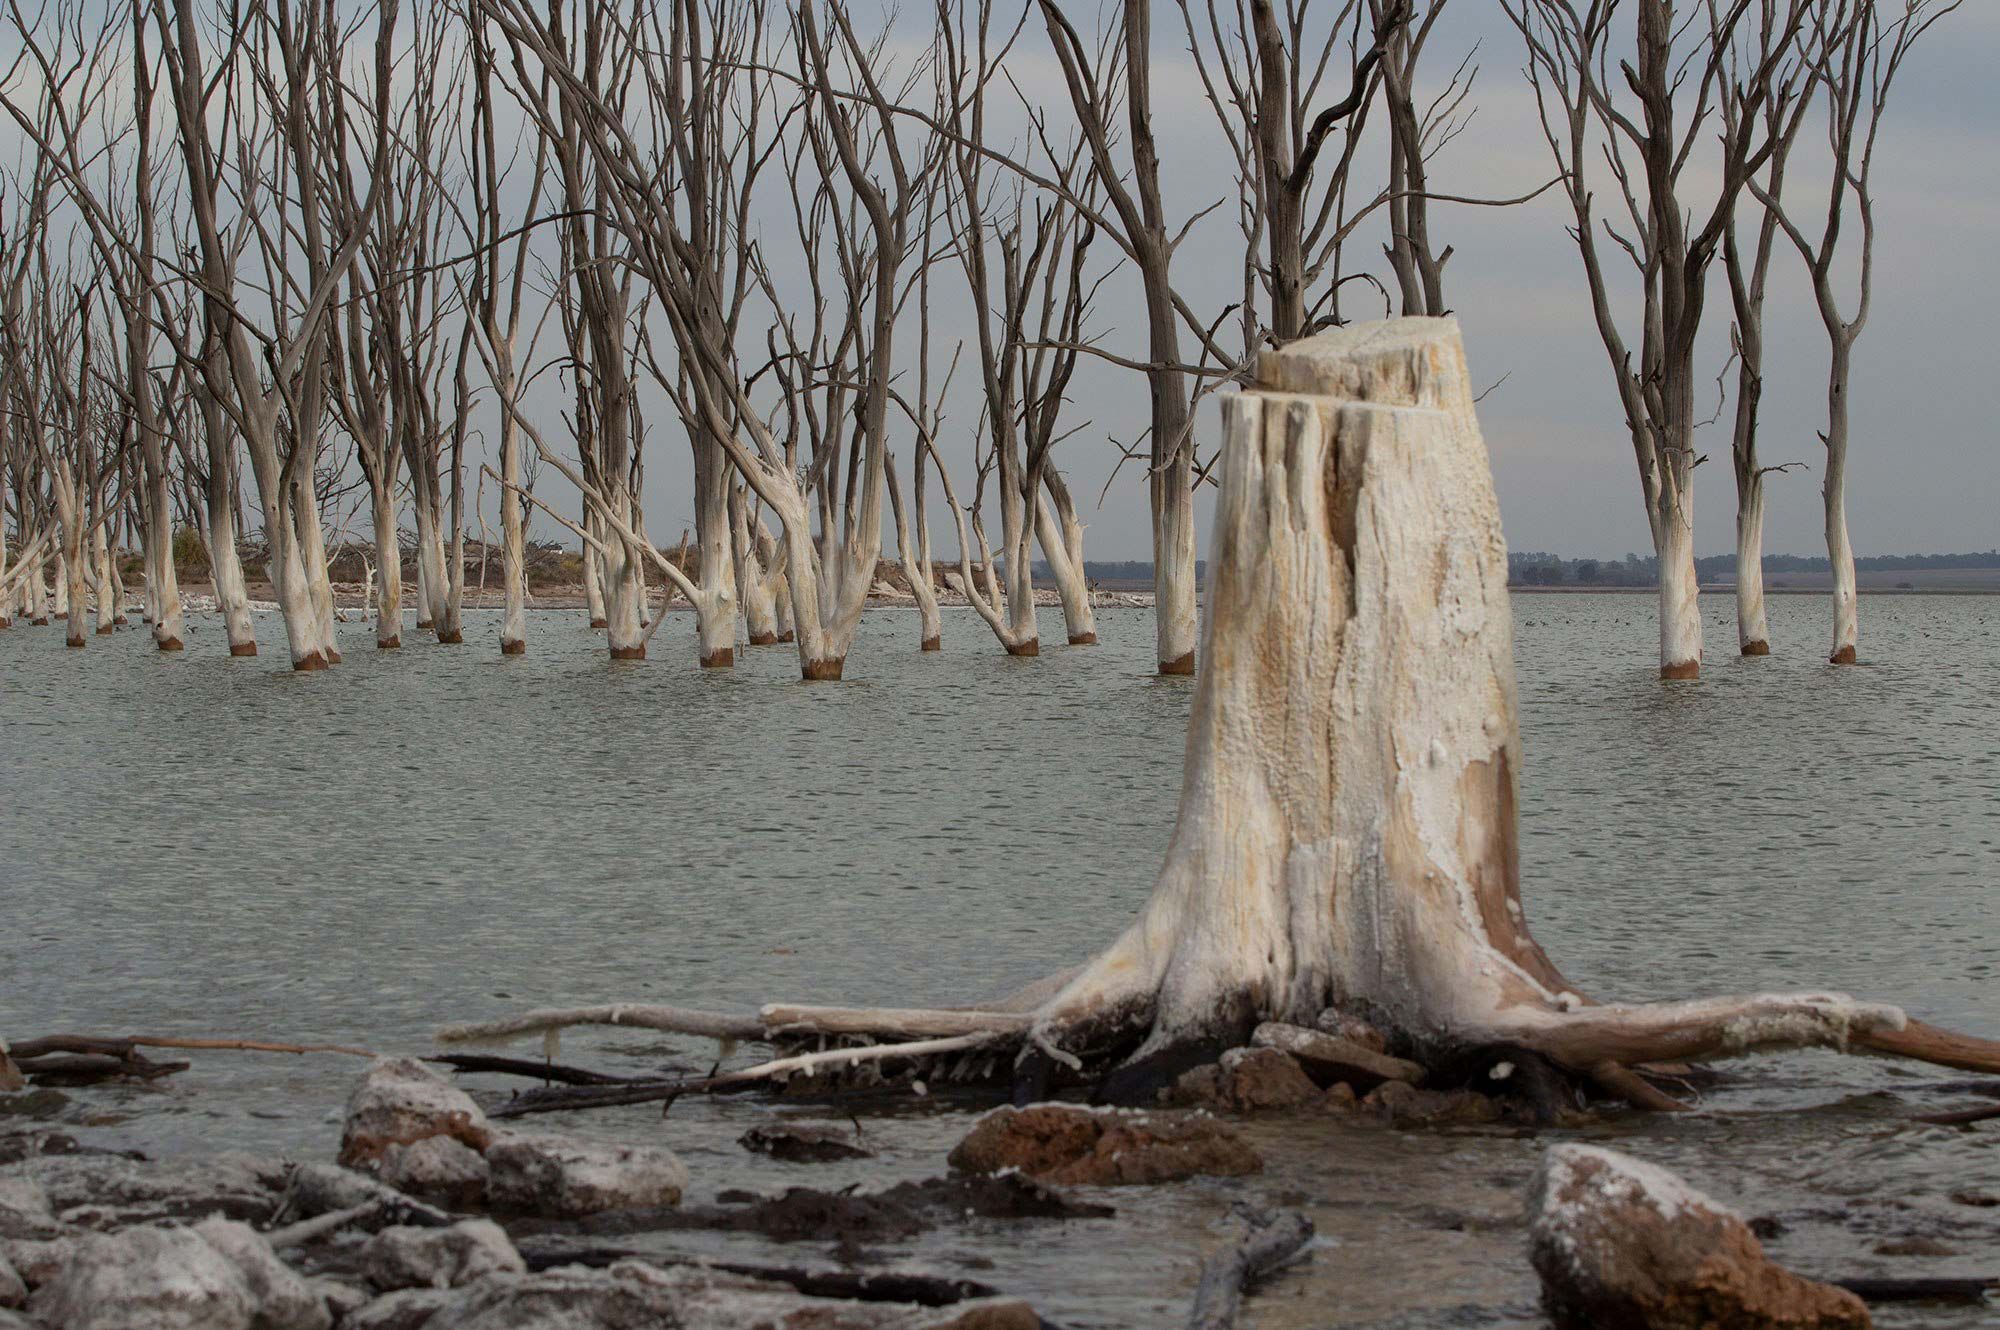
1187, 1206, 1315, 1330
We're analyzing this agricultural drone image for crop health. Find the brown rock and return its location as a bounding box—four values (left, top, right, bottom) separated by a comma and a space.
1529, 1144, 1871, 1330
338, 1059, 492, 1171
1253, 1022, 1424, 1089
948, 1105, 1260, 1186
1360, 1080, 1500, 1127
738, 1124, 874, 1163
1167, 1049, 1318, 1112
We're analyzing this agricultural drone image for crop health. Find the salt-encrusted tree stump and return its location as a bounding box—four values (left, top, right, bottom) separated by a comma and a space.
442, 319, 2000, 1107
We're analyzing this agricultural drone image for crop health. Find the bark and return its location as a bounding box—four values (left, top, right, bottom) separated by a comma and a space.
1733, 474, 1770, 655
1035, 477, 1096, 645
1652, 498, 1702, 681
199, 382, 257, 656
1824, 341, 1857, 664
370, 474, 404, 648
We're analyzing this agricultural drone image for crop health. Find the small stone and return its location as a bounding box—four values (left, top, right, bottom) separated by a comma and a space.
341, 1285, 460, 1330
29, 1225, 256, 1330
485, 1133, 688, 1218
1321, 1082, 1358, 1112
948, 1105, 1261, 1186
1871, 1236, 1957, 1257
304, 1275, 371, 1323
362, 1220, 525, 1292
0, 1179, 60, 1241
0, 1311, 32, 1330
738, 1123, 874, 1163
192, 1218, 332, 1330
339, 1059, 493, 1171
1529, 1144, 1870, 1330
10, 1152, 285, 1228
1253, 1022, 1424, 1089
1360, 1080, 1500, 1126
378, 1136, 489, 1210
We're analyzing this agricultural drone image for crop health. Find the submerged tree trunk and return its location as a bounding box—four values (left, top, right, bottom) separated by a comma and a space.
1652, 496, 1702, 681
1824, 341, 1857, 665
370, 475, 403, 648
1734, 470, 1770, 655
1036, 478, 1096, 646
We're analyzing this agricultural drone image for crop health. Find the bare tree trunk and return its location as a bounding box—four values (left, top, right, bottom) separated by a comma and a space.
369, 473, 403, 648
1733, 468, 1770, 655
1035, 479, 1095, 645
1824, 340, 1857, 663
691, 435, 737, 667
200, 387, 258, 656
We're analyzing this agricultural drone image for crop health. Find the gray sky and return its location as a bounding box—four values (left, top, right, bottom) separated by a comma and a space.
7, 2, 1992, 563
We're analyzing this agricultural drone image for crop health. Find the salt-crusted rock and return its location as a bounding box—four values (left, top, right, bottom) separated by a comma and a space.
304, 1274, 372, 1323
1253, 1022, 1425, 1089
948, 1105, 1261, 1186
0, 1310, 34, 1330
342, 1285, 460, 1330
275, 1164, 453, 1232
1168, 1048, 1320, 1112
1313, 1009, 1390, 1052
7, 1152, 285, 1229
29, 1225, 257, 1330
485, 1134, 687, 1219
1528, 1144, 1871, 1330
738, 1123, 875, 1163
0, 1249, 23, 1310
340, 1059, 493, 1171
0, 1178, 61, 1241
0, 1236, 76, 1289
363, 1220, 525, 1292
378, 1136, 490, 1210
192, 1218, 332, 1330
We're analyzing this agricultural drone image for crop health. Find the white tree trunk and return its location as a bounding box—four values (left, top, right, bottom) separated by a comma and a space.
1153, 466, 1198, 674
93, 524, 118, 636
1824, 343, 1858, 666
582, 512, 607, 629
200, 392, 258, 655
370, 476, 404, 648
499, 440, 528, 656
1653, 498, 1702, 681
1035, 484, 1096, 646
692, 439, 738, 668
1734, 472, 1770, 656
413, 501, 447, 635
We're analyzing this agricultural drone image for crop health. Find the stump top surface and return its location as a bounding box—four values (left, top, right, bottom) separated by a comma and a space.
1257, 316, 1468, 412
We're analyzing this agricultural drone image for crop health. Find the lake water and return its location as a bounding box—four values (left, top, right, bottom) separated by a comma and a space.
3, 593, 1997, 1327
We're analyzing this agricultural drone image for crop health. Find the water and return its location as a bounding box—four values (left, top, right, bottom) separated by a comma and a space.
2, 593, 1997, 1327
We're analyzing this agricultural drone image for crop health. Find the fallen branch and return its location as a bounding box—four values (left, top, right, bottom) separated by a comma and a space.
426, 1053, 669, 1086
8, 1034, 377, 1059
436, 1005, 764, 1048
1187, 1207, 1314, 1330
489, 1033, 1005, 1120
515, 1242, 1005, 1307
1833, 1275, 1999, 1304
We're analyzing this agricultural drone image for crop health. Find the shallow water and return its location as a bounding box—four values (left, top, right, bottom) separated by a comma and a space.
2, 593, 1997, 1327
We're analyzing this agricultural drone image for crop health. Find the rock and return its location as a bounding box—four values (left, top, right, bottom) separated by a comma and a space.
1528, 1144, 1871, 1330
274, 1164, 453, 1232
1253, 1022, 1424, 1089
1359, 1080, 1501, 1127
343, 1285, 461, 1330
0, 1051, 21, 1095
379, 1137, 489, 1210
0, 1236, 76, 1289
363, 1221, 525, 1291
643, 1172, 1111, 1246
29, 1225, 256, 1330
340, 1059, 493, 1171
304, 1275, 372, 1323
0, 1312, 33, 1330
738, 1123, 874, 1163
0, 1178, 61, 1241
485, 1134, 687, 1218
0, 1250, 23, 1310
0, 1131, 88, 1166
948, 1105, 1261, 1186
1322, 1082, 1358, 1112
7, 1153, 285, 1229
1167, 1048, 1319, 1112
192, 1218, 332, 1330
1313, 1009, 1389, 1052
1871, 1236, 1956, 1257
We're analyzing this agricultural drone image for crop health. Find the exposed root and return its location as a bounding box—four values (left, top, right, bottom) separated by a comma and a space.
760, 1005, 1031, 1039
1589, 1062, 1692, 1113
436, 1004, 764, 1048
1855, 1018, 2000, 1075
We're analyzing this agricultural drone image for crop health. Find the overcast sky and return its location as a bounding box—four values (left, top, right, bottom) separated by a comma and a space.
6, 2, 1993, 563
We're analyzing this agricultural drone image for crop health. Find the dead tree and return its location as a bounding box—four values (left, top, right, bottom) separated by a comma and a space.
1752, 0, 1959, 665
1506, 0, 1807, 679
450, 319, 2000, 1114
1720, 3, 1812, 656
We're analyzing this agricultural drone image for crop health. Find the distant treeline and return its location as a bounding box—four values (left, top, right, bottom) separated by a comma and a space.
1507, 551, 2000, 586
1001, 553, 2000, 588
